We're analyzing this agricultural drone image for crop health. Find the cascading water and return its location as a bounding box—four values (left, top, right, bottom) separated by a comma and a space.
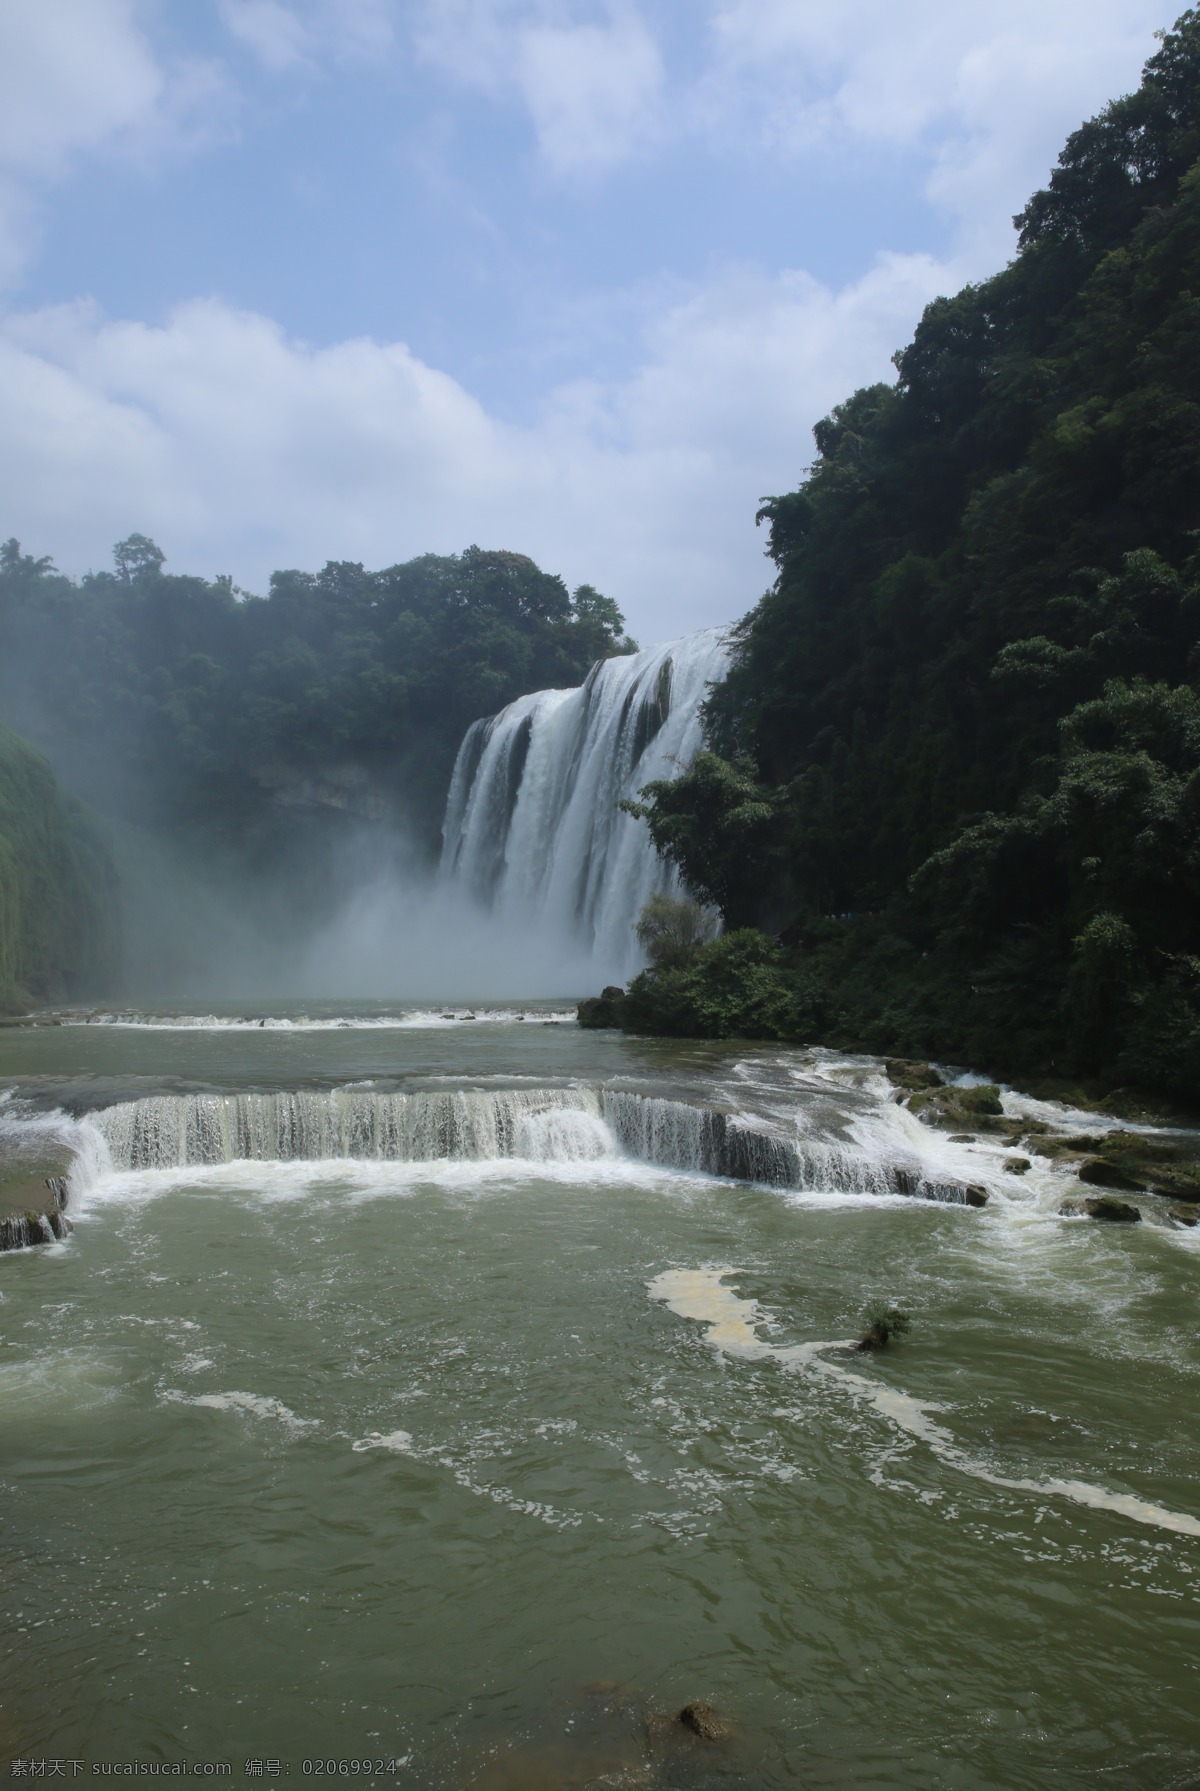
54, 1085, 985, 1208
438, 627, 731, 978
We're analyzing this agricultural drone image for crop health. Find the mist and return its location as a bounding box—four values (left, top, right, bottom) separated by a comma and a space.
111, 820, 613, 1006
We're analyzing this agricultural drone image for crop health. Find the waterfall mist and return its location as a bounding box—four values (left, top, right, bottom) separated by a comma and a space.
102, 627, 729, 1003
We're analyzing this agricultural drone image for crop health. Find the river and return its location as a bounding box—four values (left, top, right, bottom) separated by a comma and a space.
1, 1003, 1197, 1787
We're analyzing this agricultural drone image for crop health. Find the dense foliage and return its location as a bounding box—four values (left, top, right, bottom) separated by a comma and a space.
628, 12, 1200, 1102
0, 723, 119, 1010
0, 540, 634, 850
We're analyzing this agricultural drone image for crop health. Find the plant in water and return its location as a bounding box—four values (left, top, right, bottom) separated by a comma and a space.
857, 1306, 911, 1352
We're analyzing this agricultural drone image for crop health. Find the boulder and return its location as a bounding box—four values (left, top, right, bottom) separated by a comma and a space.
1079, 1157, 1144, 1192
908, 1083, 1006, 1130
963, 1185, 989, 1207
1004, 1157, 1031, 1175
885, 1058, 943, 1090
677, 1702, 729, 1743
1168, 1204, 1199, 1228
1084, 1196, 1142, 1223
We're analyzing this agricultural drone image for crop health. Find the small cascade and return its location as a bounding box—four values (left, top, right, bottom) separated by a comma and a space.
93, 1088, 612, 1172
0, 1175, 73, 1252
602, 1092, 978, 1203
8, 1087, 986, 1214
439, 628, 730, 977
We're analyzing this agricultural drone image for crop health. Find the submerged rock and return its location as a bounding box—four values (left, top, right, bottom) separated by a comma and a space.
677, 1702, 730, 1743
1004, 1157, 1031, 1175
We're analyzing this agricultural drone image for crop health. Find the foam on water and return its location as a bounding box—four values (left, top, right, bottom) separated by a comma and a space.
161, 1388, 317, 1431
650, 1268, 1200, 1539
66, 1009, 577, 1032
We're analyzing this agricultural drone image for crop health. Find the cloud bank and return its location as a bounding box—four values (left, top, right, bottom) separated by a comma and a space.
0, 0, 1170, 640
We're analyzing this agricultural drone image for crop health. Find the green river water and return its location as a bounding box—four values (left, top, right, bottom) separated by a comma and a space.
0, 1005, 1197, 1788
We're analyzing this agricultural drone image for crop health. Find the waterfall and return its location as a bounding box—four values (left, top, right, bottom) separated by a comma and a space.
70, 1086, 980, 1206
439, 627, 731, 978
93, 1088, 614, 1171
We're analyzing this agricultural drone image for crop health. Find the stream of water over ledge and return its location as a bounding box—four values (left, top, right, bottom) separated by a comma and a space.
1, 1002, 1198, 1788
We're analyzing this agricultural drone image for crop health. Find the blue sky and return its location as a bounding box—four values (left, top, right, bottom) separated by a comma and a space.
0, 0, 1171, 641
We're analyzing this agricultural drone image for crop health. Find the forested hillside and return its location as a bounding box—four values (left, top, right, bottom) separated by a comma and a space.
628, 10, 1200, 1102
0, 540, 633, 853
0, 723, 119, 1011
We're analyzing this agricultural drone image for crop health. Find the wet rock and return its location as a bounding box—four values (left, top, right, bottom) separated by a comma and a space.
1085, 1196, 1142, 1223
45, 1175, 69, 1210
1034, 1133, 1104, 1160
963, 1185, 989, 1207
885, 1058, 943, 1090
908, 1083, 1006, 1131
677, 1702, 730, 1743
948, 1133, 975, 1143
1004, 1157, 1031, 1175
1168, 1204, 1199, 1227
1058, 1199, 1085, 1218
1079, 1157, 1144, 1192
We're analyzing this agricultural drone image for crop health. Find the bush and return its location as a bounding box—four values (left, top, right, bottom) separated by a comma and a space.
624, 928, 825, 1040
634, 892, 717, 970
857, 1307, 911, 1352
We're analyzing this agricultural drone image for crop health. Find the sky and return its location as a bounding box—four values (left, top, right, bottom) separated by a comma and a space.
0, 0, 1174, 644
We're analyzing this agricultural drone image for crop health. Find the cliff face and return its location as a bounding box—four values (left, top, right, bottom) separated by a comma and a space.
0, 722, 120, 1010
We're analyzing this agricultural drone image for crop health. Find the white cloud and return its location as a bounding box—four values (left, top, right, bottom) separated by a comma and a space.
217, 0, 396, 71
706, 0, 1165, 266
0, 0, 235, 286
515, 11, 663, 174
0, 249, 948, 640
218, 0, 316, 73
0, 0, 162, 174
415, 1, 664, 175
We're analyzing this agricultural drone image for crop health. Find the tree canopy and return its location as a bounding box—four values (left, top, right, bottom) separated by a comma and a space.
627, 9, 1200, 1101
0, 538, 635, 850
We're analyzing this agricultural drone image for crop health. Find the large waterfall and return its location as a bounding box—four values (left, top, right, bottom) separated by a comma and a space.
438, 627, 730, 979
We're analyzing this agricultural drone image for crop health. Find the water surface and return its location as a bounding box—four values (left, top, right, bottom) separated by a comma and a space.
2, 1006, 1197, 1787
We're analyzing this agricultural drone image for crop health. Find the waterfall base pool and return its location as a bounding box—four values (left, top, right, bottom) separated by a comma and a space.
1, 1005, 1198, 1787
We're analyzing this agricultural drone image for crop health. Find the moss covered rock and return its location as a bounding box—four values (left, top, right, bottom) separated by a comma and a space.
885, 1058, 943, 1090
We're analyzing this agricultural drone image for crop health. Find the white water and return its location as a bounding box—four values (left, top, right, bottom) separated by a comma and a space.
45, 1082, 1012, 1219
439, 628, 730, 979
650, 1269, 1200, 1540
